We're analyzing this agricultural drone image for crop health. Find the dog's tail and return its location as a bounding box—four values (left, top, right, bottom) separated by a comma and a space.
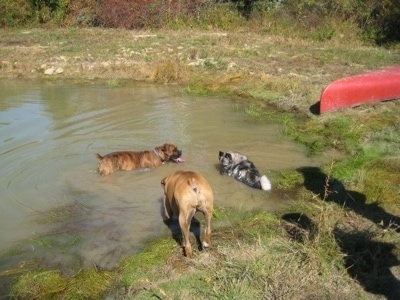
188, 177, 200, 194
260, 175, 272, 191
95, 153, 103, 160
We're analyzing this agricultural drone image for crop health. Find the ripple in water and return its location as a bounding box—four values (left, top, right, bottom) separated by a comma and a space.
0, 80, 319, 270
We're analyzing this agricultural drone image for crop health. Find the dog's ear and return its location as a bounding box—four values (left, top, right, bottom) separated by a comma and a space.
226, 153, 232, 160
161, 177, 167, 188
219, 151, 224, 158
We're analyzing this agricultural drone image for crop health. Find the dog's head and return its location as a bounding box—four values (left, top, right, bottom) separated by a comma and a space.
218, 151, 234, 174
219, 151, 248, 174
158, 143, 184, 163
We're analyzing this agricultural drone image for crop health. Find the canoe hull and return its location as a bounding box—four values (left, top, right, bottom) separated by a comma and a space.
319, 66, 400, 113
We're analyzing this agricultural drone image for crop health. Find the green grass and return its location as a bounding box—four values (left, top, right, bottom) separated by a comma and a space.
106, 78, 120, 88
10, 268, 113, 300
10, 270, 66, 299
4, 197, 396, 299
112, 207, 367, 299
1, 4, 400, 297
120, 238, 177, 287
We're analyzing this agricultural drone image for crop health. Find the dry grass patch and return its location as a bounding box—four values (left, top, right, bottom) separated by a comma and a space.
116, 210, 368, 299
152, 59, 192, 84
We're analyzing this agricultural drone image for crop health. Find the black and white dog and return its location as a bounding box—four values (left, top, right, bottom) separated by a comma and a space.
218, 151, 271, 191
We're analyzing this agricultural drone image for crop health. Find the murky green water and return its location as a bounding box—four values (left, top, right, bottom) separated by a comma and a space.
0, 79, 319, 270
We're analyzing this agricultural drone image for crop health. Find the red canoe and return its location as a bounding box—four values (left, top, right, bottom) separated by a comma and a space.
319, 66, 400, 113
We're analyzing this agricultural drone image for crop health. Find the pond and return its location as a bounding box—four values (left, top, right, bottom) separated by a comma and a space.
0, 79, 319, 271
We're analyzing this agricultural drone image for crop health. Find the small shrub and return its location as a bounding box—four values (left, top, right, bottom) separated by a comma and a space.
0, 0, 32, 27
28, 0, 70, 24
95, 0, 209, 29
355, 0, 400, 44
153, 59, 191, 84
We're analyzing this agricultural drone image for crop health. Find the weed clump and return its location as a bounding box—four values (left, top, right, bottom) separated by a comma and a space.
9, 269, 113, 299
153, 59, 191, 84
10, 270, 66, 299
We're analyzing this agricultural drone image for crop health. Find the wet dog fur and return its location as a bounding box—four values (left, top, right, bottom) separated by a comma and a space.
95, 143, 183, 175
218, 151, 271, 191
161, 170, 214, 258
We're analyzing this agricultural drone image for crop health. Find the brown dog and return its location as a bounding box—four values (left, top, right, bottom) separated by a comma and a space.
161, 170, 214, 258
95, 143, 184, 175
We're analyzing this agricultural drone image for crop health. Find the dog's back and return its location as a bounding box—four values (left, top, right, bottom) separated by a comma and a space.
219, 150, 271, 191
95, 143, 183, 176
161, 170, 214, 257
165, 171, 213, 210
95, 151, 142, 175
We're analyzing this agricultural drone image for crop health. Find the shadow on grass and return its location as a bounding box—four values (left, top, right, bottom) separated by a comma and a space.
281, 213, 317, 243
297, 167, 400, 231
163, 216, 204, 254
309, 102, 320, 115
333, 228, 400, 299
159, 197, 205, 256
296, 166, 400, 299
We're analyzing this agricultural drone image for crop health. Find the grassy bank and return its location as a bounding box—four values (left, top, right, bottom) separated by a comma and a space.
1, 24, 400, 299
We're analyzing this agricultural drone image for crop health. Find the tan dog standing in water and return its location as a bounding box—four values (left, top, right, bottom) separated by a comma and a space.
161, 170, 214, 258
95, 143, 184, 175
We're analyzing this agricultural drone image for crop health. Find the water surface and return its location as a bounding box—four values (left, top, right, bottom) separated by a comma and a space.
0, 80, 318, 269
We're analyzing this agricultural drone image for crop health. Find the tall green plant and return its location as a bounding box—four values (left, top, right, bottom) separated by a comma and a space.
0, 0, 32, 27
29, 0, 69, 24
356, 0, 400, 44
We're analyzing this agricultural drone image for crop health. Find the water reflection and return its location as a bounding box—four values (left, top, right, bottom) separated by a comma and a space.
0, 79, 318, 270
